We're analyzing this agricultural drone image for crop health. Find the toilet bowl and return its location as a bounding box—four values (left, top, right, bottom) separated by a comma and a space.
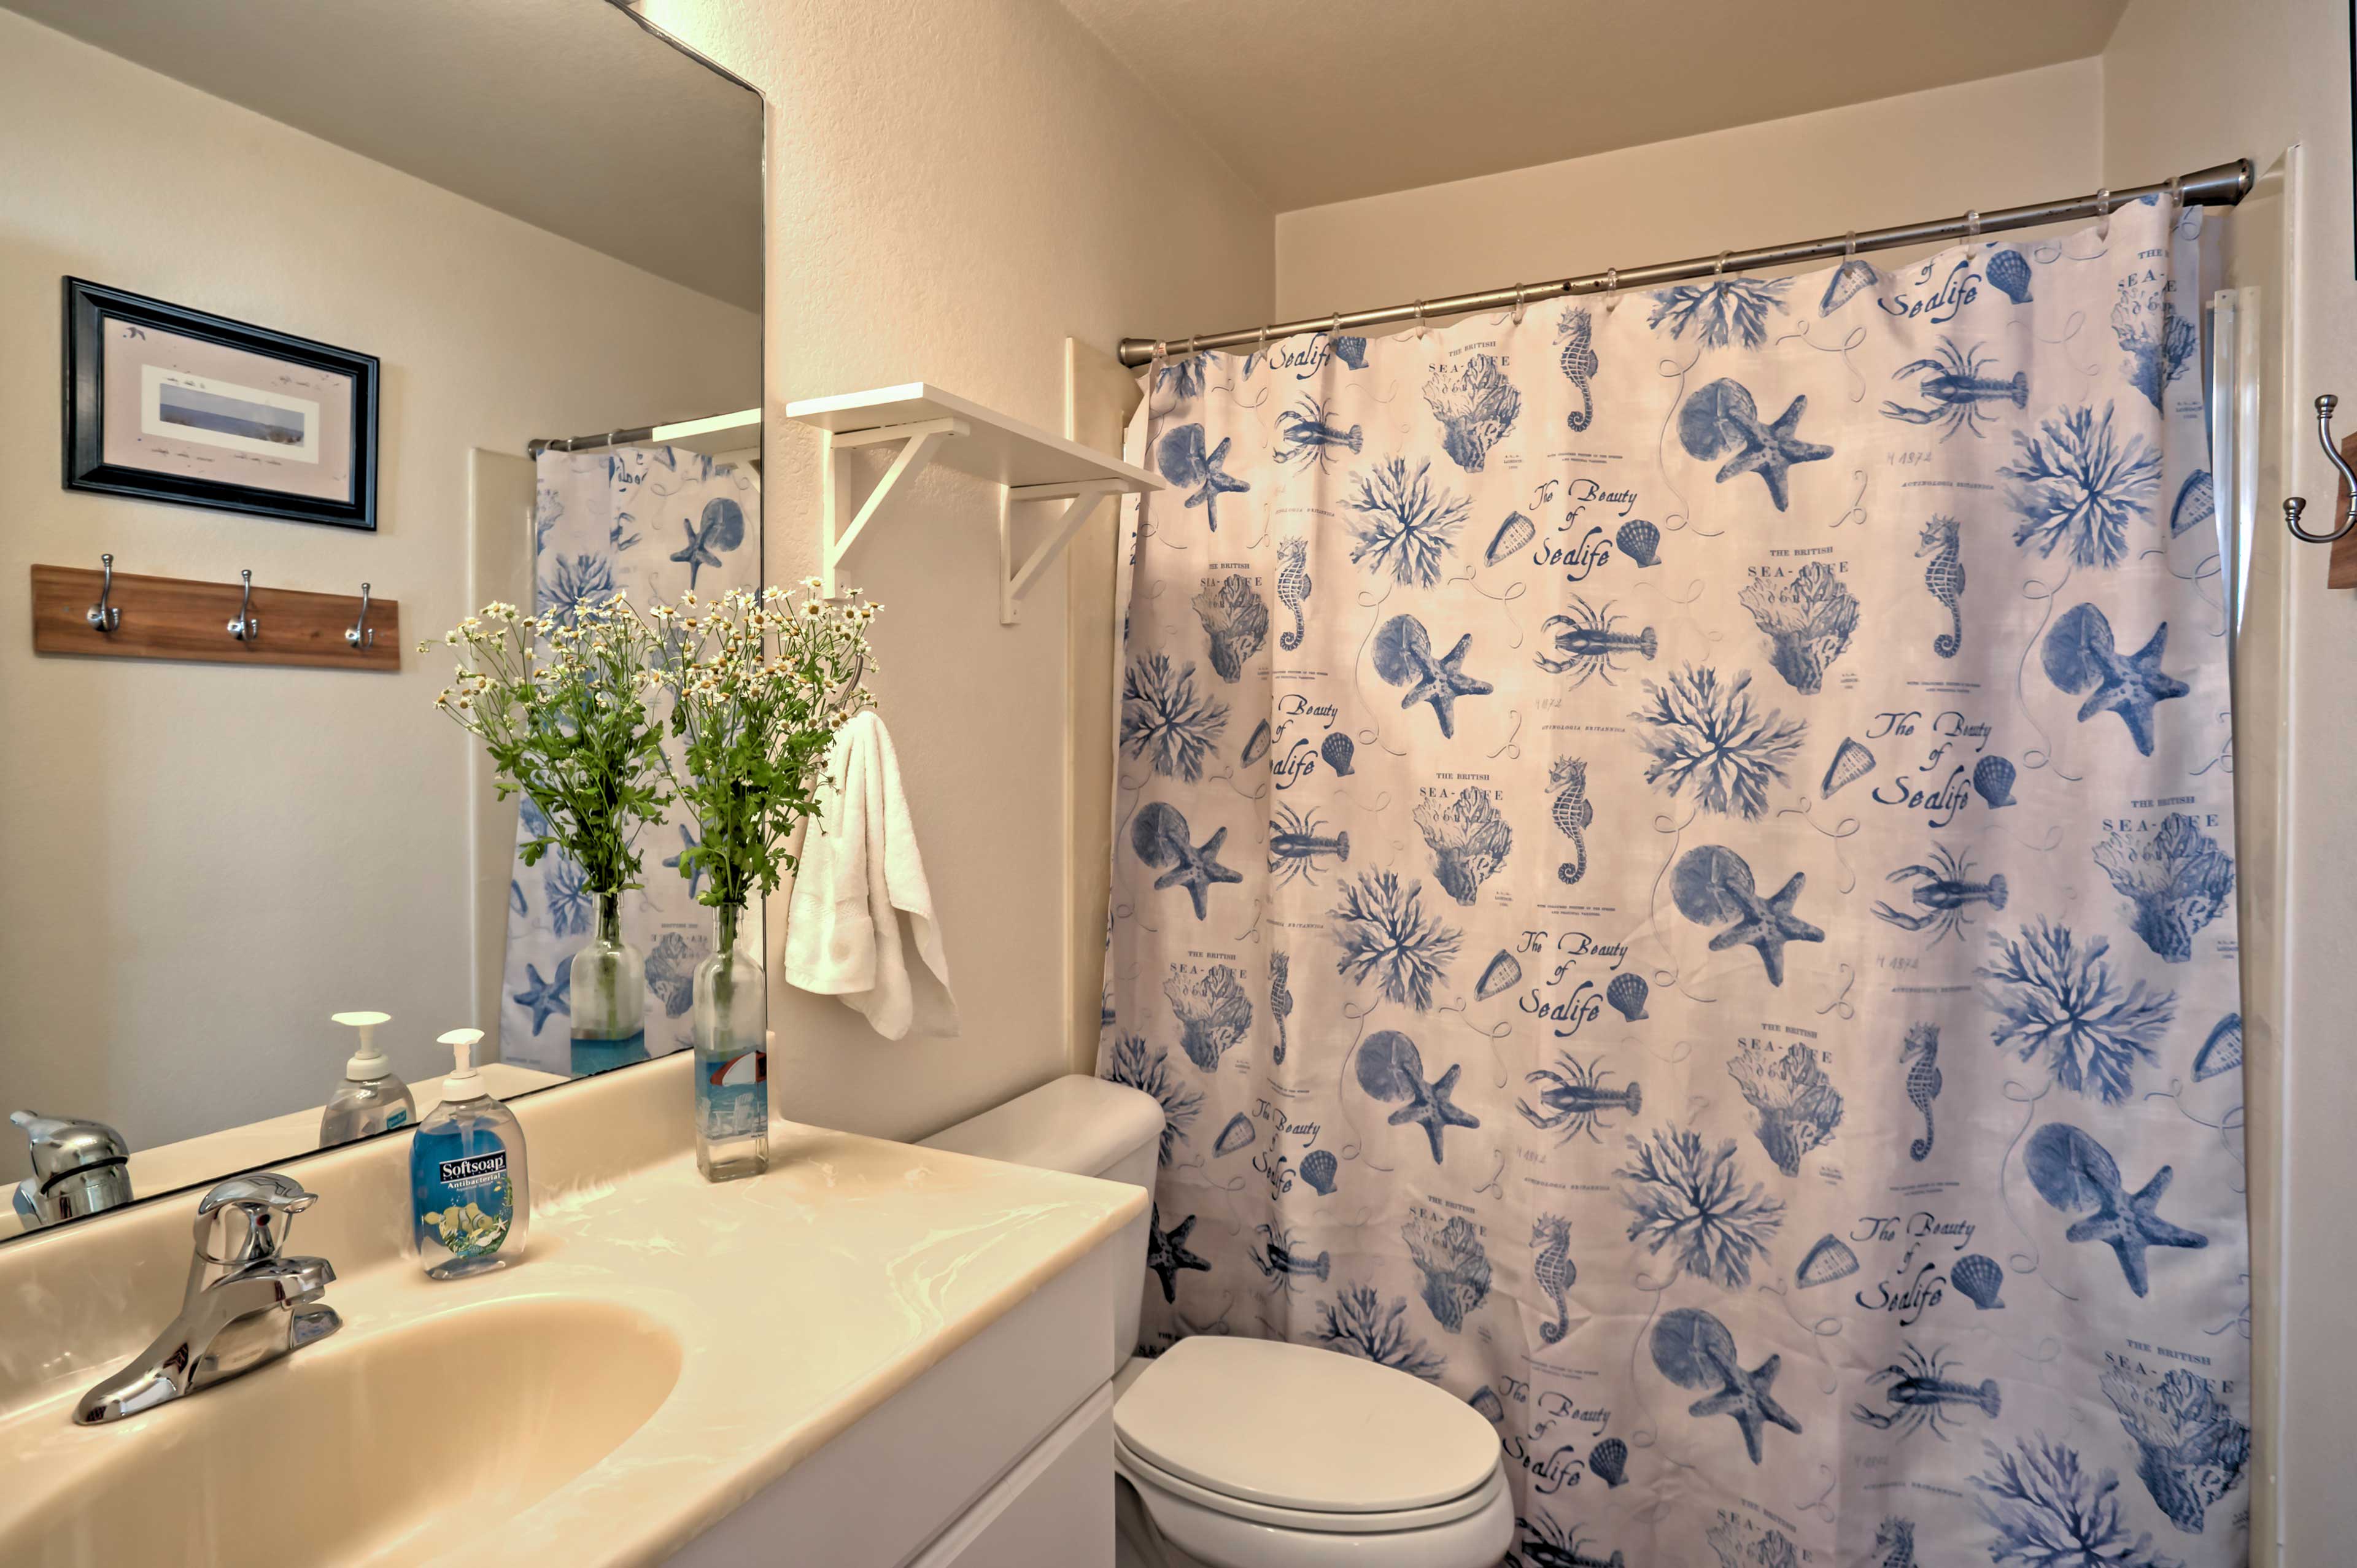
923, 1077, 1515, 1568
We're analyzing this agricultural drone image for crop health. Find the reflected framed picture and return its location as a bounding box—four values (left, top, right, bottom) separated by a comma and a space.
63, 278, 379, 531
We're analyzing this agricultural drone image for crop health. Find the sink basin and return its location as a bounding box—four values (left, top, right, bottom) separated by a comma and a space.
4, 1295, 681, 1567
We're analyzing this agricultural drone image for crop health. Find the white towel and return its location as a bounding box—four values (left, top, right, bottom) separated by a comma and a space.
782, 711, 960, 1040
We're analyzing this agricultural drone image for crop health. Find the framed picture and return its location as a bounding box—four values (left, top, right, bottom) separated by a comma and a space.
63, 279, 379, 531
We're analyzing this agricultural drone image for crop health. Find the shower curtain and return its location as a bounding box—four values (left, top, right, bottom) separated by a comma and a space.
500, 445, 760, 1073
1102, 198, 2251, 1568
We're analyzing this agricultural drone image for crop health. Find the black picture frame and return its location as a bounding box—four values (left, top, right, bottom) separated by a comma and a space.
62, 278, 380, 531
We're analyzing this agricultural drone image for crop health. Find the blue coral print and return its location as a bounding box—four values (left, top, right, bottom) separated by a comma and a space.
1102, 201, 2246, 1568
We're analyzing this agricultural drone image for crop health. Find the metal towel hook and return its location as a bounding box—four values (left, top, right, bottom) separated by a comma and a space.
86, 552, 118, 633
2285, 394, 2357, 543
227, 569, 259, 642
346, 583, 373, 648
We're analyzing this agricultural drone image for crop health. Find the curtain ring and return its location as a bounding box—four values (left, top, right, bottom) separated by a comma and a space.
1714, 250, 1730, 277
2167, 174, 2183, 209
1328, 311, 1342, 339
1511, 284, 1528, 325
1601, 266, 1620, 313
1412, 299, 1429, 338
2095, 187, 2112, 217
1844, 231, 1857, 258
1965, 209, 1981, 238
1186, 333, 1200, 359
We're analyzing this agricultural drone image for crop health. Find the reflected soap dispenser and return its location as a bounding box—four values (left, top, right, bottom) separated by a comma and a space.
320, 1011, 417, 1148
409, 1029, 529, 1280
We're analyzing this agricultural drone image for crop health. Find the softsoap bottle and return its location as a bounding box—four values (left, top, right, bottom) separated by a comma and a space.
409, 1028, 529, 1280
320, 1011, 417, 1147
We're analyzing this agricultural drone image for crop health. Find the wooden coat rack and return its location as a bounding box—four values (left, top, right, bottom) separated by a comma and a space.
30, 559, 400, 671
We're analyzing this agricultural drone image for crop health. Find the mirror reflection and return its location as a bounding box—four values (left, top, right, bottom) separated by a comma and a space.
1, 0, 763, 1234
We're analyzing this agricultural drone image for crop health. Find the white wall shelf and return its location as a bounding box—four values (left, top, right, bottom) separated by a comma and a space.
785, 382, 1161, 624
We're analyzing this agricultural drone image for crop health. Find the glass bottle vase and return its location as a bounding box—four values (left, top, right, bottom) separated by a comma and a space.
692, 902, 769, 1181
570, 891, 648, 1078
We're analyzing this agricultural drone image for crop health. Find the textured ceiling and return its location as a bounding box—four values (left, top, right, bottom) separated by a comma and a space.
1, 0, 762, 310
1051, 0, 2129, 210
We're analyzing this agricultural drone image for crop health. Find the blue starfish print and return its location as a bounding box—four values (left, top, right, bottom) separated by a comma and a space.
1387, 1056, 1480, 1164
1145, 1204, 1210, 1302
1715, 393, 1832, 511
2045, 604, 2188, 757
663, 824, 707, 898
1689, 1348, 1803, 1464
513, 956, 572, 1034
2064, 1157, 2208, 1297
1374, 615, 1493, 739
1137, 806, 1243, 920
1708, 870, 1824, 987
1156, 424, 1251, 533
669, 497, 746, 590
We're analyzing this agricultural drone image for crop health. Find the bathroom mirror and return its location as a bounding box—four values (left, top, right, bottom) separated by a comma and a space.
0, 0, 763, 1236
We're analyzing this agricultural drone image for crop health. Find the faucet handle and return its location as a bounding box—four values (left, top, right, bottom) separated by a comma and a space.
193, 1172, 317, 1266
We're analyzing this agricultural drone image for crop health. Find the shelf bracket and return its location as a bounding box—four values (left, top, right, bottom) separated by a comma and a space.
819, 416, 969, 597
999, 479, 1126, 625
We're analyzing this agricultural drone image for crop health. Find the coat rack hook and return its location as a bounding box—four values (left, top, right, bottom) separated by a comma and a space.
345, 582, 373, 648
2283, 395, 2357, 543
227, 569, 260, 642
85, 553, 119, 633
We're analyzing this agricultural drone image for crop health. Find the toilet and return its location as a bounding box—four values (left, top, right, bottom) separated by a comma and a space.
924, 1076, 1514, 1568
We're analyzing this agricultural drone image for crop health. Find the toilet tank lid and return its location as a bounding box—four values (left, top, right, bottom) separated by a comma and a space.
1116, 1337, 1500, 1514
919, 1075, 1164, 1180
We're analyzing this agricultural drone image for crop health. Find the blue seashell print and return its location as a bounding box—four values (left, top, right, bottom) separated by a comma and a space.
1606, 972, 1649, 1022
1614, 517, 1659, 568
1987, 247, 2034, 303
1213, 1112, 1256, 1157
1587, 1436, 1627, 1488
1796, 1233, 1859, 1288
1676, 379, 1830, 511
1476, 949, 1523, 1002
1423, 353, 1521, 471
1973, 754, 2018, 809
668, 496, 745, 590
1239, 719, 1272, 767
1329, 334, 1369, 369
1951, 1253, 2005, 1310
1300, 1148, 1337, 1195
1820, 256, 1879, 314
1469, 1386, 1505, 1422
1156, 423, 1249, 531
1485, 511, 1535, 566
1320, 731, 1355, 776
2171, 469, 2218, 537
2193, 1013, 2242, 1082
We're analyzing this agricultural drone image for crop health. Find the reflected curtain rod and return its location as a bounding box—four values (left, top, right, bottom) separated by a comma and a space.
1116, 158, 2253, 369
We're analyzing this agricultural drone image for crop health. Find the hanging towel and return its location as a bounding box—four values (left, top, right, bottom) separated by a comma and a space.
783, 711, 960, 1040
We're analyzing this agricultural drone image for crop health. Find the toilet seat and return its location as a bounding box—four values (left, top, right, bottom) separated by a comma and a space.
1115, 1437, 1508, 1532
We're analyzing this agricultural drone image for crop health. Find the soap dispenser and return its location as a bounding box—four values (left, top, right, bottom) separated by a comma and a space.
409, 1029, 530, 1280
320, 1010, 417, 1148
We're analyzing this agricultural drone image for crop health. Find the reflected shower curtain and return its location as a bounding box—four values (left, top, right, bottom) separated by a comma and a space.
500, 446, 759, 1073
1102, 198, 2251, 1567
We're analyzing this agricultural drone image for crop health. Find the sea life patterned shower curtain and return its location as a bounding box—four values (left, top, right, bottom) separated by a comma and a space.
1101, 198, 2251, 1568
500, 445, 759, 1073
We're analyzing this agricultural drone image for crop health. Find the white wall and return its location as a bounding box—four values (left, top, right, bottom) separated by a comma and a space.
0, 10, 759, 1148
1274, 59, 2104, 319
633, 0, 1275, 1143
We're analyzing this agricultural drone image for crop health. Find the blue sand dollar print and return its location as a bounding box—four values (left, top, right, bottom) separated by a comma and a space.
1300, 1148, 1337, 1194
1313, 1283, 1444, 1381
1213, 1113, 1256, 1156
1344, 459, 1469, 586
1250, 1226, 1329, 1285
1902, 1024, 1943, 1161
668, 497, 745, 590
2003, 404, 2162, 568
1268, 952, 1292, 1064
1617, 1127, 1783, 1289
1975, 1437, 2180, 1568
1485, 512, 1536, 565
1145, 1203, 1211, 1302
1796, 1234, 1859, 1288
1519, 1056, 1642, 1144
1917, 515, 1967, 657
1616, 517, 1660, 567
1374, 614, 1493, 738
513, 955, 571, 1033
2025, 1122, 2208, 1297
2172, 470, 2218, 538
1727, 1040, 1843, 1178
1822, 736, 1876, 797
1547, 759, 1592, 884
1275, 536, 1312, 650
1673, 845, 1824, 986
1648, 277, 1792, 349
1319, 732, 1355, 776
2114, 274, 2199, 409
1403, 1213, 1492, 1330
1973, 754, 2018, 808
1633, 666, 1806, 820
645, 931, 704, 1018
1880, 340, 2027, 439
1476, 951, 1523, 1000
1987, 247, 2034, 303
1740, 562, 1858, 693
1951, 1253, 2004, 1309
1531, 1215, 1576, 1345
1423, 354, 1521, 471
1558, 307, 1598, 431
2193, 1014, 2242, 1082
1329, 872, 1462, 1010
1677, 379, 1831, 510
1274, 396, 1362, 471
1131, 801, 1244, 921
1103, 1033, 1202, 1164
539, 552, 616, 626
1607, 972, 1649, 1021
1851, 1345, 2001, 1440
1415, 789, 1513, 904
1649, 1307, 1801, 1464
1121, 653, 1230, 782
1874, 842, 2007, 946
1352, 1029, 1478, 1163
1193, 574, 1269, 682
1587, 1437, 1628, 1488
2043, 603, 2189, 755
1979, 921, 2175, 1103
1156, 423, 1248, 531
1821, 256, 1879, 314
1535, 599, 1657, 684
1268, 804, 1350, 886
1164, 963, 1252, 1070
2093, 813, 2234, 964
2101, 1364, 2251, 1533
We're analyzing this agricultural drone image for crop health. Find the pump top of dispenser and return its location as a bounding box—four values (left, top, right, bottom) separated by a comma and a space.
331, 1011, 393, 1082
436, 1029, 487, 1101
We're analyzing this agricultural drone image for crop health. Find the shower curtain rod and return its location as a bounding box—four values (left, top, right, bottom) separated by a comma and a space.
1115, 158, 2253, 368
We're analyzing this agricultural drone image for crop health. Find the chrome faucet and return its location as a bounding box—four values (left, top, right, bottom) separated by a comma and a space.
74, 1172, 342, 1424
10, 1110, 133, 1229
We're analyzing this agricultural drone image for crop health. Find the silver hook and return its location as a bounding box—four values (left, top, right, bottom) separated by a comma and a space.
86, 552, 118, 633
345, 582, 373, 649
2286, 393, 2357, 543
227, 568, 259, 642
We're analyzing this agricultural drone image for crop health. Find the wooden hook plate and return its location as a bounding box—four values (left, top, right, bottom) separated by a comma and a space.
30, 565, 400, 671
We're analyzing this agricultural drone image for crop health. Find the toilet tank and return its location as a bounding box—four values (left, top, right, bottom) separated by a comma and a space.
922, 1075, 1163, 1364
